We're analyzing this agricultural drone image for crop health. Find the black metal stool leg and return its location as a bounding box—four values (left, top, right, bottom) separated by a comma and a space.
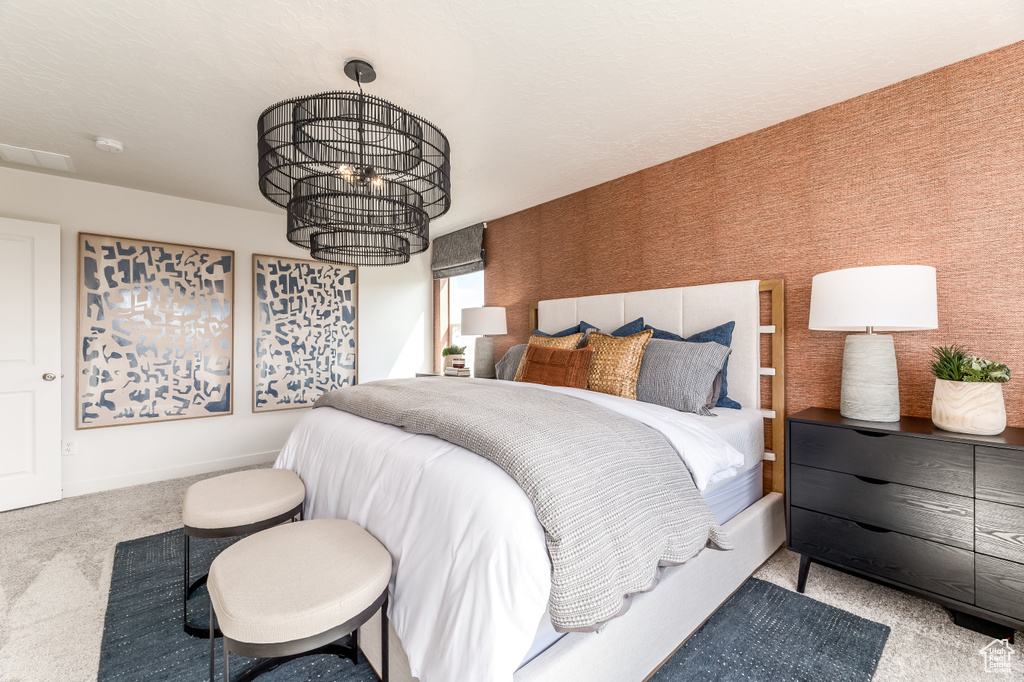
184, 532, 190, 632
224, 639, 230, 682
381, 594, 389, 682
185, 530, 222, 639
209, 603, 216, 682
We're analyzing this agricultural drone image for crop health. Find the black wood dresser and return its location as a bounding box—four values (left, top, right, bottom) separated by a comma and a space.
786, 407, 1024, 639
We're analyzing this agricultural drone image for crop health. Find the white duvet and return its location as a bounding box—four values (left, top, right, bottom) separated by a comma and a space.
275, 381, 744, 682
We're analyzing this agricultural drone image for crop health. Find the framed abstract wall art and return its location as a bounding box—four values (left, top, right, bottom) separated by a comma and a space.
76, 233, 234, 429
252, 254, 357, 412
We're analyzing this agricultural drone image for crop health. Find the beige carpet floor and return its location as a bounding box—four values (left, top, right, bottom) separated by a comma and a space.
0, 469, 1020, 681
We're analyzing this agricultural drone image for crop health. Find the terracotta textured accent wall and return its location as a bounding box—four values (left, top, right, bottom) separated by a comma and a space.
485, 42, 1024, 428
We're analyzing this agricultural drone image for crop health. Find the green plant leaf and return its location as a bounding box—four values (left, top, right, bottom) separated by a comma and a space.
929, 345, 1011, 383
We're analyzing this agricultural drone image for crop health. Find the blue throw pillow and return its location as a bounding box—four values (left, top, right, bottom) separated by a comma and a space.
532, 323, 583, 338
580, 317, 645, 337
643, 321, 740, 409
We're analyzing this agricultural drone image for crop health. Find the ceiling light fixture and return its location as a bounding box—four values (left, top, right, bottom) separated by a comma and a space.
257, 59, 451, 266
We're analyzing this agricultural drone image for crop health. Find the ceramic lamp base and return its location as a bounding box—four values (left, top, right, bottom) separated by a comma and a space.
840, 334, 900, 422
473, 336, 495, 379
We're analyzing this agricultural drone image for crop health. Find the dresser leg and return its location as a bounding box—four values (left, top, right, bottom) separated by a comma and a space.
797, 554, 811, 593
952, 610, 1015, 643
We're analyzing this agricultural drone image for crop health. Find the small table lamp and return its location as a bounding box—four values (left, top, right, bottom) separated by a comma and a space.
460, 307, 507, 379
809, 265, 937, 422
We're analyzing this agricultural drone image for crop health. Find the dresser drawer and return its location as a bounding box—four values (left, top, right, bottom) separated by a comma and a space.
976, 554, 1024, 622
976, 500, 1024, 564
977, 446, 1024, 507
790, 465, 974, 550
790, 507, 975, 603
789, 422, 973, 496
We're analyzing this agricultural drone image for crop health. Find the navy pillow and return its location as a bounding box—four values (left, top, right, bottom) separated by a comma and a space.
532, 323, 583, 338
580, 317, 645, 337
643, 321, 740, 409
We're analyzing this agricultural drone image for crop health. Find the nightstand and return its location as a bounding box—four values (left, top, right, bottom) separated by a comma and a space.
787, 407, 1024, 641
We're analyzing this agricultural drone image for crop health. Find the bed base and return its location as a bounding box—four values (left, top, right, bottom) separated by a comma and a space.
359, 492, 786, 682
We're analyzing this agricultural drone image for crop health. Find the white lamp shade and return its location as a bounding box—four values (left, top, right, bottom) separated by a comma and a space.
809, 265, 938, 332
460, 306, 507, 336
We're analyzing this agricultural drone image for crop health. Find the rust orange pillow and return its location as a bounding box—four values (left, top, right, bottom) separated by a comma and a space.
516, 345, 595, 389
514, 333, 585, 381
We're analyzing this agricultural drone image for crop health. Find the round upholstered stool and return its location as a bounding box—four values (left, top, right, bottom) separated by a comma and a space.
207, 519, 392, 682
181, 468, 305, 638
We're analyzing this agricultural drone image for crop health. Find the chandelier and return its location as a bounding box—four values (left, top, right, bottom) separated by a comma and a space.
257, 60, 451, 266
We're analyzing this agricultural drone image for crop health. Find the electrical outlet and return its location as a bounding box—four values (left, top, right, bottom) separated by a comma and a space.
62, 440, 77, 456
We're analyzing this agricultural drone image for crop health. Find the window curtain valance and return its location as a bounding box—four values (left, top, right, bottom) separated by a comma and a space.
431, 222, 485, 279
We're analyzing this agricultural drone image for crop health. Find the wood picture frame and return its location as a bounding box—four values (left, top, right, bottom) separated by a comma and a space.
76, 233, 234, 429
252, 253, 358, 412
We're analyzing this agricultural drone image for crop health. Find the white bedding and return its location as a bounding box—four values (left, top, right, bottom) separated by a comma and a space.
275, 382, 746, 682
695, 407, 765, 493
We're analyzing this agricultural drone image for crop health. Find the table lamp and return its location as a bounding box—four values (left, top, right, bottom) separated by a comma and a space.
460, 307, 507, 379
809, 265, 937, 422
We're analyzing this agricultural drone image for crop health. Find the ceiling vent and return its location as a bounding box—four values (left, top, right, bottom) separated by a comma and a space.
0, 143, 76, 173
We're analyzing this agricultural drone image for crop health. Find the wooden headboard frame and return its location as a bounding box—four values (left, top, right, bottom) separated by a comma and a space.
759, 279, 785, 495
530, 278, 786, 496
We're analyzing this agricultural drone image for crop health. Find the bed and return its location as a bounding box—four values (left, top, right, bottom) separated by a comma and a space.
276, 278, 787, 682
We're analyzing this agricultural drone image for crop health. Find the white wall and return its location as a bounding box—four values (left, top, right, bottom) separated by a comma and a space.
0, 166, 433, 496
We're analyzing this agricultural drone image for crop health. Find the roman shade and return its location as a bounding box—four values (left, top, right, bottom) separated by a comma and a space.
431, 222, 485, 279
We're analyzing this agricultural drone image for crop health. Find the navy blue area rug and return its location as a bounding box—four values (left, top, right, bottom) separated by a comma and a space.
98, 528, 377, 681
100, 531, 888, 681
652, 578, 889, 682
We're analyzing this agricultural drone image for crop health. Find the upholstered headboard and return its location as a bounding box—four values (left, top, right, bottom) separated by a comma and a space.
537, 280, 760, 407
534, 279, 787, 494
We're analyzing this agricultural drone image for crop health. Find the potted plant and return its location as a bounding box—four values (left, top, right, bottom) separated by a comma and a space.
442, 345, 467, 370
930, 345, 1011, 435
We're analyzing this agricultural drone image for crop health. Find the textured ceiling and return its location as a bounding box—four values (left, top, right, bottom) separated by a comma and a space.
0, 1, 1021, 236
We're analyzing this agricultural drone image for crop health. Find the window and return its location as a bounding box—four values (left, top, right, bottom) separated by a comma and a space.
446, 271, 484, 369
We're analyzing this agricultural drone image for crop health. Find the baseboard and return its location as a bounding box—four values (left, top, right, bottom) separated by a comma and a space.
60, 451, 280, 498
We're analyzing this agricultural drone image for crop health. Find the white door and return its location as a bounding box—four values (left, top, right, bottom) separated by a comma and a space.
0, 217, 61, 511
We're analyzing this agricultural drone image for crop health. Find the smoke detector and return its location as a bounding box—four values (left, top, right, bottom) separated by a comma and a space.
94, 137, 124, 153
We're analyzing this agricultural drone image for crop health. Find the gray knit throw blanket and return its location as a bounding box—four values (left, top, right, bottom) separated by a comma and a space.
315, 378, 729, 632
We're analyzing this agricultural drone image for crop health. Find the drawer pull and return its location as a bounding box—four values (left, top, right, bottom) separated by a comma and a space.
854, 475, 890, 485
854, 430, 889, 438
853, 520, 892, 534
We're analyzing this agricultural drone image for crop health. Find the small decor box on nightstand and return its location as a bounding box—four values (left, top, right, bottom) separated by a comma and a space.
786, 407, 1024, 641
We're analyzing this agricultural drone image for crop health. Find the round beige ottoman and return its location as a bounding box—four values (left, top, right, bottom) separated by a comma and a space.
181, 468, 305, 638
208, 519, 392, 682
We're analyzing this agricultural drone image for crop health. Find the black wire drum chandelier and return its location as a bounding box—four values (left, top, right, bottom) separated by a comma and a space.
257, 60, 451, 266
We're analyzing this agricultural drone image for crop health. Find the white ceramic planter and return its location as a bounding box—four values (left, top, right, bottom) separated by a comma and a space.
931, 378, 1006, 436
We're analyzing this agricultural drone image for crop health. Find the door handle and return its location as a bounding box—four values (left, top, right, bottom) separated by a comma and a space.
42, 373, 57, 381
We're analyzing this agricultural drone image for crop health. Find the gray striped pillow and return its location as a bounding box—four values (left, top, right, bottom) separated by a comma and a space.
636, 339, 732, 416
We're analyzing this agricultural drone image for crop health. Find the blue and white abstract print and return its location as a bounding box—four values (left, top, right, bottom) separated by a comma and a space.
253, 255, 357, 411
77, 234, 233, 428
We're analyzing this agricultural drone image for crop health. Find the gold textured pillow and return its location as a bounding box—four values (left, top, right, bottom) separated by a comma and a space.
585, 329, 654, 399
514, 333, 585, 381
